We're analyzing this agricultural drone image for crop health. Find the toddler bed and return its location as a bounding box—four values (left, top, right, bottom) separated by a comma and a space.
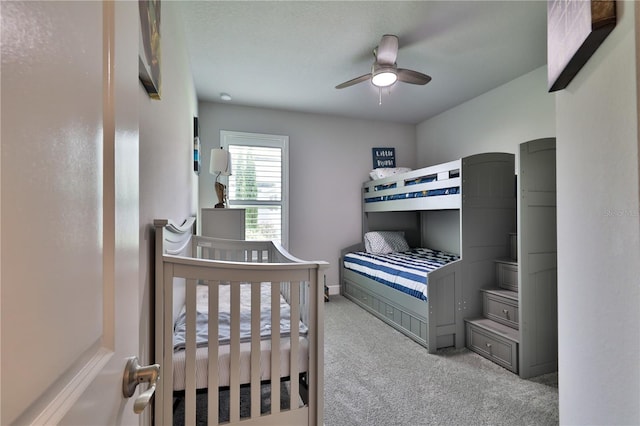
154, 218, 327, 426
341, 153, 516, 353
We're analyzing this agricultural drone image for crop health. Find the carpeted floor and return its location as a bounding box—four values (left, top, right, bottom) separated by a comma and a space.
323, 295, 559, 426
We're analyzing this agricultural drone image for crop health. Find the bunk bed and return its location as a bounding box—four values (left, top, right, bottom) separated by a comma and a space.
154, 218, 327, 426
340, 152, 516, 353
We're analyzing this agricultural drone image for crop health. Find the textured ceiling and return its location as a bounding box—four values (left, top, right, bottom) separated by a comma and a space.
178, 1, 548, 124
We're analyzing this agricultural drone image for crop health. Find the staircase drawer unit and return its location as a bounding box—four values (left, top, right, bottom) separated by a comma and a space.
495, 259, 518, 292
482, 289, 519, 329
465, 318, 519, 373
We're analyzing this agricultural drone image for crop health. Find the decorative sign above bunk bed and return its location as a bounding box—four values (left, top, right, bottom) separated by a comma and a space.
372, 147, 395, 169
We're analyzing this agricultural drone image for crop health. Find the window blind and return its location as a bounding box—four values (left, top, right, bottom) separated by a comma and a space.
228, 145, 283, 243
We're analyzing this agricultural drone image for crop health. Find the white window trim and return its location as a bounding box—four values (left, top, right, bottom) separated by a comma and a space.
220, 130, 289, 248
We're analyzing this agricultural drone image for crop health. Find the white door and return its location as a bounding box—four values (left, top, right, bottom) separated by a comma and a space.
1, 2, 144, 425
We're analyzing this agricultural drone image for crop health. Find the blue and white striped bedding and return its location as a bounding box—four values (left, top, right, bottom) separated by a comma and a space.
364, 186, 459, 203
343, 248, 460, 301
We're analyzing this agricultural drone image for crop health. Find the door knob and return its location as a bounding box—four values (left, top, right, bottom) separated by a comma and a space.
122, 356, 160, 414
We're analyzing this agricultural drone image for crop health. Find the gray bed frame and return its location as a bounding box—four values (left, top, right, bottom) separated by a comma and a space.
340, 152, 516, 353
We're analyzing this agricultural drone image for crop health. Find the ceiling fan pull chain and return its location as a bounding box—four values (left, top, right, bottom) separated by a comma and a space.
379, 87, 382, 106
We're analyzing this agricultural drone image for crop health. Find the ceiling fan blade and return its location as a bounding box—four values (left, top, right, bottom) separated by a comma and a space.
375, 34, 398, 65
397, 68, 432, 85
335, 74, 371, 89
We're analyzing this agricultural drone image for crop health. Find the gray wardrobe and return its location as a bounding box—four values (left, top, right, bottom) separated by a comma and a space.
466, 138, 557, 379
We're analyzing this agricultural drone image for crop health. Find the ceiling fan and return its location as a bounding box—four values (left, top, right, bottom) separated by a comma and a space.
335, 34, 432, 90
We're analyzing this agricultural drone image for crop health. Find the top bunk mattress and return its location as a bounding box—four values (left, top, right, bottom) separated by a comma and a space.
343, 248, 459, 301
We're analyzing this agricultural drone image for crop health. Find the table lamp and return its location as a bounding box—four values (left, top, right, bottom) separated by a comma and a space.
210, 147, 232, 208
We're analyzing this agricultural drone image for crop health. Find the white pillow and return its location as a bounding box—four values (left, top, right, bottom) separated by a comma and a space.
364, 231, 410, 254
369, 167, 412, 180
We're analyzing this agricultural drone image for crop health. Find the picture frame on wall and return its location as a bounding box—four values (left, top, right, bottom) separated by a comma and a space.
547, 0, 616, 92
193, 117, 201, 175
139, 0, 161, 99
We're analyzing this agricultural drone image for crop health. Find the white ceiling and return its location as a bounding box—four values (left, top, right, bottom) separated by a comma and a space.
178, 1, 548, 125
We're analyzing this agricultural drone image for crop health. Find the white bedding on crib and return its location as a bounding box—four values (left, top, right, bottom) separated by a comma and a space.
173, 283, 308, 350
172, 283, 309, 391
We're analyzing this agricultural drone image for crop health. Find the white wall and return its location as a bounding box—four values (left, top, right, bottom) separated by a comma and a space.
197, 103, 416, 291
416, 66, 555, 174
555, 1, 640, 424
138, 0, 199, 372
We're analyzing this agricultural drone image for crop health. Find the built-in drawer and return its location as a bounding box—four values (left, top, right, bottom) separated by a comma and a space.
482, 289, 519, 329
465, 318, 519, 373
344, 281, 368, 306
378, 300, 396, 322
495, 259, 518, 292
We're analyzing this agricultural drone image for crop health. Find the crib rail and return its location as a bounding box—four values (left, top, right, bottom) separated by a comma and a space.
154, 219, 327, 426
193, 235, 307, 264
194, 236, 313, 325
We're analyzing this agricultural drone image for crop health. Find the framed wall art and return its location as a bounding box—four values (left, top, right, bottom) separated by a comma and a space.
547, 0, 616, 92
139, 0, 161, 99
193, 117, 201, 175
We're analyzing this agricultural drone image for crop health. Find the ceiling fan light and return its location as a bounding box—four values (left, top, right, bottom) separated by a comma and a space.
371, 70, 397, 87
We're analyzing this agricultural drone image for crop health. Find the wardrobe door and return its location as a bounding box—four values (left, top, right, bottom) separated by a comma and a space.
518, 138, 558, 379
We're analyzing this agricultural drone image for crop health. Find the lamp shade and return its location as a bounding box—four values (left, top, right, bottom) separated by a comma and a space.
209, 148, 232, 176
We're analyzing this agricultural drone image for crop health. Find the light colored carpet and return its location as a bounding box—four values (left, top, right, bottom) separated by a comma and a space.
323, 295, 559, 426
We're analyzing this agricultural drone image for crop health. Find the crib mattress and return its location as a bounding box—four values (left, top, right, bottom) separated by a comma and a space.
172, 283, 309, 391
343, 248, 460, 300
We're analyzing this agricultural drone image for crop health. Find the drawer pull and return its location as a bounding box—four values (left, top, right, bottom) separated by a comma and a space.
485, 342, 493, 355
502, 308, 510, 319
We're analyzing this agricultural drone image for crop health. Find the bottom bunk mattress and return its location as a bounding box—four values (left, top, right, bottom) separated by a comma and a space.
343, 248, 460, 301
172, 283, 309, 392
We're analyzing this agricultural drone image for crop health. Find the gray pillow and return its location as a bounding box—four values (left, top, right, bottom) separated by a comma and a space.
364, 231, 410, 254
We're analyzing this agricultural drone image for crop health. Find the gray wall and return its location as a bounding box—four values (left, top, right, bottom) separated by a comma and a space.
555, 1, 640, 424
416, 66, 554, 252
197, 103, 416, 292
139, 0, 199, 372
416, 66, 555, 174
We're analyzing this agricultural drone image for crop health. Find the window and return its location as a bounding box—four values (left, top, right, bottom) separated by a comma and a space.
220, 131, 289, 247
